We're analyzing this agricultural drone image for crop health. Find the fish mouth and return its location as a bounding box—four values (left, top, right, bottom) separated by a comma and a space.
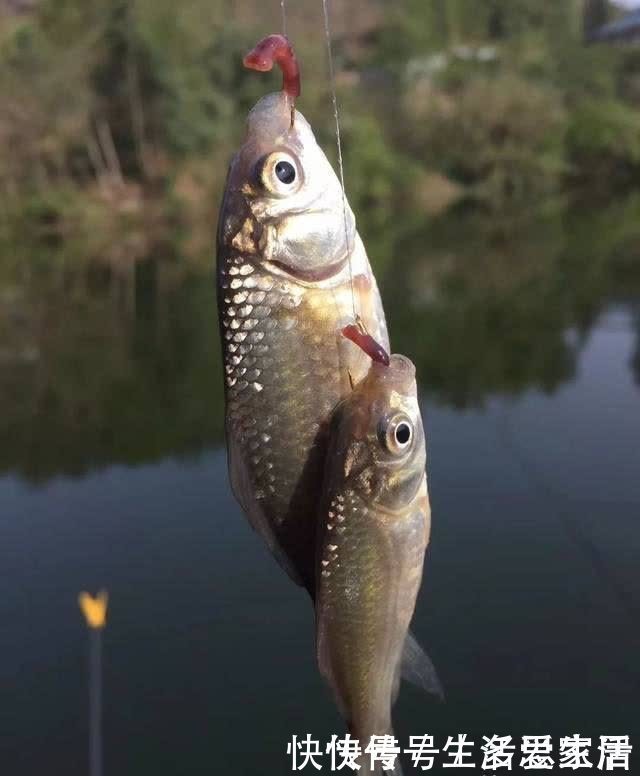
265, 257, 348, 284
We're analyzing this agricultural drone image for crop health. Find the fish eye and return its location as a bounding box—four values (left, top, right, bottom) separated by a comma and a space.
275, 160, 296, 184
259, 151, 302, 196
379, 413, 414, 455
395, 422, 412, 446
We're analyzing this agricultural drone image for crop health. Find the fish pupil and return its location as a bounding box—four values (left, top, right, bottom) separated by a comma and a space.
275, 160, 296, 184
395, 422, 411, 446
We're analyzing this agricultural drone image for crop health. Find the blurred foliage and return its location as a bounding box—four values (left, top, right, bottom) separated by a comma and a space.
0, 0, 638, 246
567, 98, 640, 184
376, 0, 639, 205
401, 73, 567, 202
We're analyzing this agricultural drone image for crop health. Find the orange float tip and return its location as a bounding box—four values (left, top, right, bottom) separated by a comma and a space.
79, 590, 108, 630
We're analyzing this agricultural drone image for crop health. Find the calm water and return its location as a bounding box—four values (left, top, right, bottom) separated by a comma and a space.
1, 198, 639, 774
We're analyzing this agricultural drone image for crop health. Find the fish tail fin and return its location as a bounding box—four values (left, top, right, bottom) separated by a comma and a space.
400, 630, 445, 701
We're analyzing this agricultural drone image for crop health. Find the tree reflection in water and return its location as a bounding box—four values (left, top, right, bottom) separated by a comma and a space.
1, 196, 639, 481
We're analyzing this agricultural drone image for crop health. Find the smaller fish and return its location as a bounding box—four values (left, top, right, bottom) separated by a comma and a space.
316, 354, 439, 775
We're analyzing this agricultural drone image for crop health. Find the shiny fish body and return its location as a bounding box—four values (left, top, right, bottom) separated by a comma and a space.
217, 91, 388, 594
316, 356, 430, 772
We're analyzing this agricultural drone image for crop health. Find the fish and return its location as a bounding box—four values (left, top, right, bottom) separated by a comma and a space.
216, 37, 388, 595
315, 354, 438, 775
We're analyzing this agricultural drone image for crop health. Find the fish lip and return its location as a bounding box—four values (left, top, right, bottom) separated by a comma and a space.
264, 257, 349, 283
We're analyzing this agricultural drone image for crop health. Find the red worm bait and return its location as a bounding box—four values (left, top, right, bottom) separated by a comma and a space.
342, 324, 390, 367
243, 34, 301, 100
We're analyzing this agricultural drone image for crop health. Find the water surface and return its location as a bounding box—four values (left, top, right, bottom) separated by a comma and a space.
1, 199, 639, 774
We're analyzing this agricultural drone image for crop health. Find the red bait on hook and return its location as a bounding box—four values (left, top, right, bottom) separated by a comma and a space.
243, 34, 301, 101
342, 323, 390, 367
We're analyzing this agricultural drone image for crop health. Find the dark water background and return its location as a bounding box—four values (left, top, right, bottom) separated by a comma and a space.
1, 197, 639, 774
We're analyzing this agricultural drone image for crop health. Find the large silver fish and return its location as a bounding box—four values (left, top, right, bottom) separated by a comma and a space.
316, 355, 433, 775
216, 82, 388, 594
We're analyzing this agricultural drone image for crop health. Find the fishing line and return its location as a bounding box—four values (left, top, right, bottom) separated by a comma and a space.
321, 0, 359, 325
281, 0, 287, 37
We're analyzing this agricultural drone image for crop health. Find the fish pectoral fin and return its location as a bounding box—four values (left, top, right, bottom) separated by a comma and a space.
227, 433, 304, 587
400, 630, 445, 702
315, 616, 351, 722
